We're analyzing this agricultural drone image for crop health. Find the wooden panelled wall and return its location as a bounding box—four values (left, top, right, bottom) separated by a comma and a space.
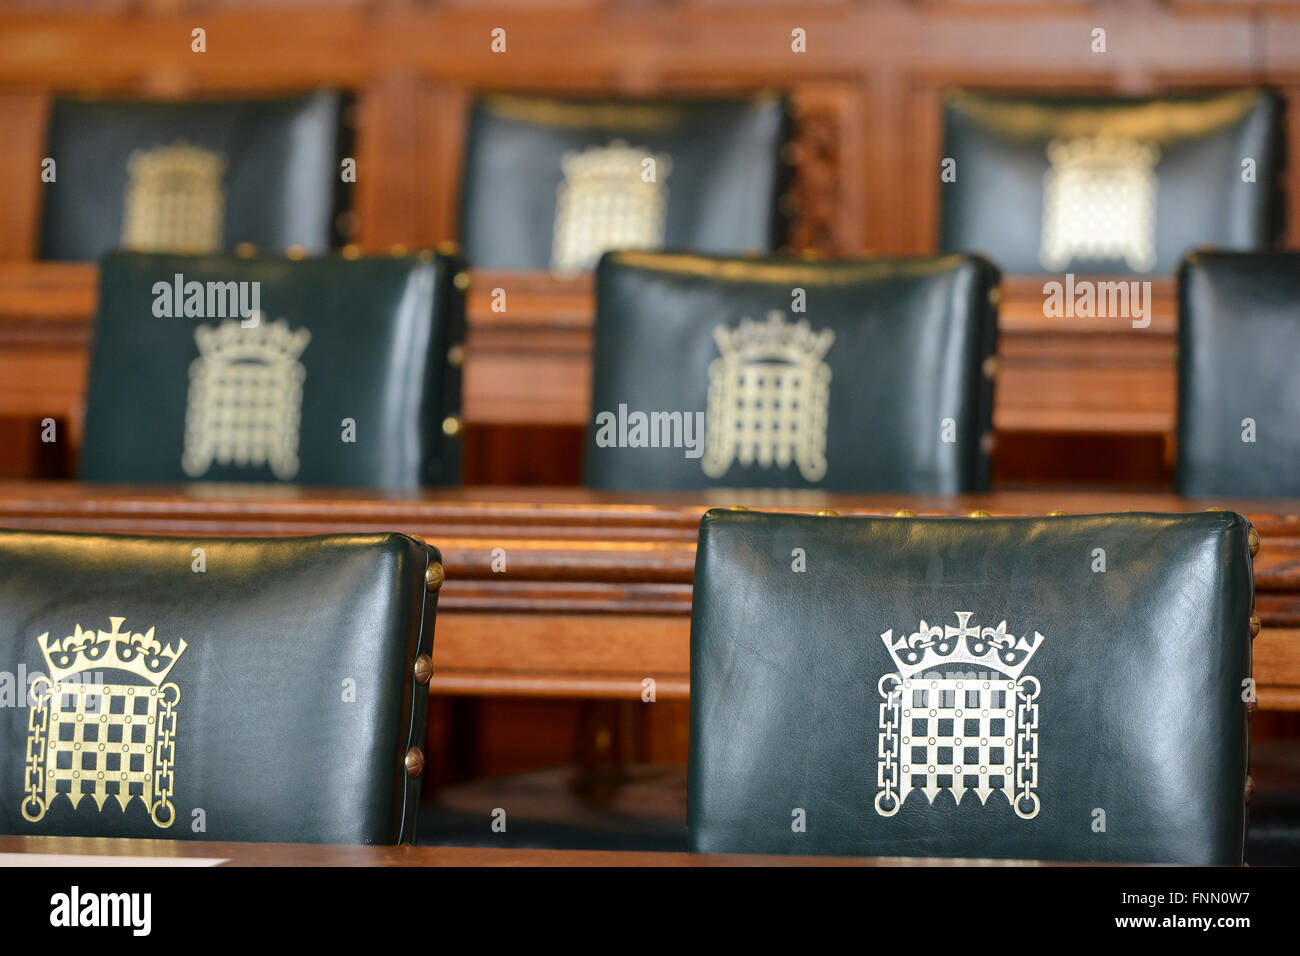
0, 0, 1297, 486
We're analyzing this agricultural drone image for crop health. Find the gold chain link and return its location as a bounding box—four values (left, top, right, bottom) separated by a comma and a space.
150, 684, 179, 827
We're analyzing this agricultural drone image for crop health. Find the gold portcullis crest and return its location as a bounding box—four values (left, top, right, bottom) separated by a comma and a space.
1040, 134, 1160, 272
702, 311, 834, 482
551, 140, 671, 274
876, 612, 1043, 821
182, 318, 311, 480
21, 617, 188, 829
122, 141, 227, 254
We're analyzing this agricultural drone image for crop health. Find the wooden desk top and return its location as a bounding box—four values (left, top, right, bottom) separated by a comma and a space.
0, 834, 1055, 867
0, 482, 1294, 706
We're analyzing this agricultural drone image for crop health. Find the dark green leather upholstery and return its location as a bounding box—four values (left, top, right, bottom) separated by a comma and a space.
41, 90, 349, 261
689, 510, 1253, 863
80, 251, 466, 488
459, 94, 790, 271
1177, 251, 1300, 496
584, 252, 999, 492
940, 88, 1281, 275
0, 530, 440, 845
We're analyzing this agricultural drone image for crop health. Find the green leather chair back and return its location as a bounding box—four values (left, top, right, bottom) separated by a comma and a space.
80, 251, 466, 489
688, 510, 1254, 863
1177, 250, 1300, 496
41, 90, 350, 261
584, 251, 999, 492
459, 94, 791, 272
940, 88, 1281, 275
0, 530, 440, 844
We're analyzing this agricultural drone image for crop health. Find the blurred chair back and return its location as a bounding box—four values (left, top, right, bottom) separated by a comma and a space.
940, 88, 1281, 275
0, 530, 441, 845
41, 90, 350, 261
459, 94, 791, 272
584, 251, 999, 492
80, 251, 466, 489
1177, 250, 1300, 496
688, 509, 1254, 863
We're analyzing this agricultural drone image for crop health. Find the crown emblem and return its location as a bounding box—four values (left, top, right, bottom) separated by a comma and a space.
558, 138, 673, 190
880, 611, 1044, 681
193, 317, 311, 363
711, 310, 835, 365
37, 616, 187, 685
1045, 133, 1160, 173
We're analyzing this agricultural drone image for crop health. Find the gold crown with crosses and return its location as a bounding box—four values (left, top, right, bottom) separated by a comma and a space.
1045, 133, 1160, 173
712, 310, 835, 364
194, 318, 311, 362
881, 611, 1044, 681
37, 616, 188, 685
559, 138, 672, 186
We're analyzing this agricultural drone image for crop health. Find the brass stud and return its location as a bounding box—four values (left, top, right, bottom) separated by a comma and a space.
1250, 612, 1262, 639
453, 271, 471, 291
1048, 510, 1068, 516
988, 287, 1002, 308
893, 509, 916, 518
968, 510, 992, 518
390, 243, 408, 257
286, 244, 306, 260
815, 509, 839, 517
1248, 526, 1260, 557
234, 242, 257, 258
413, 654, 433, 685
447, 343, 466, 367
1245, 774, 1255, 805
436, 240, 460, 255
404, 746, 425, 779
441, 415, 462, 437
425, 562, 445, 592
418, 248, 435, 263
727, 505, 748, 511
982, 355, 998, 380
341, 243, 361, 260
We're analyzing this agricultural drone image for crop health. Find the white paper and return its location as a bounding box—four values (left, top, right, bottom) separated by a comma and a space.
0, 853, 226, 867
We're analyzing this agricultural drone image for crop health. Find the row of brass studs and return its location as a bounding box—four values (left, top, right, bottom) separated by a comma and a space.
403, 563, 446, 779
731, 508, 1077, 518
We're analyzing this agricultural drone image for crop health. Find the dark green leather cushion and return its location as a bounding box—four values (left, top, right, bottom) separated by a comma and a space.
940, 88, 1281, 275
584, 252, 999, 492
1177, 251, 1300, 496
459, 94, 790, 270
0, 530, 439, 845
41, 90, 348, 261
80, 251, 465, 489
689, 510, 1252, 863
